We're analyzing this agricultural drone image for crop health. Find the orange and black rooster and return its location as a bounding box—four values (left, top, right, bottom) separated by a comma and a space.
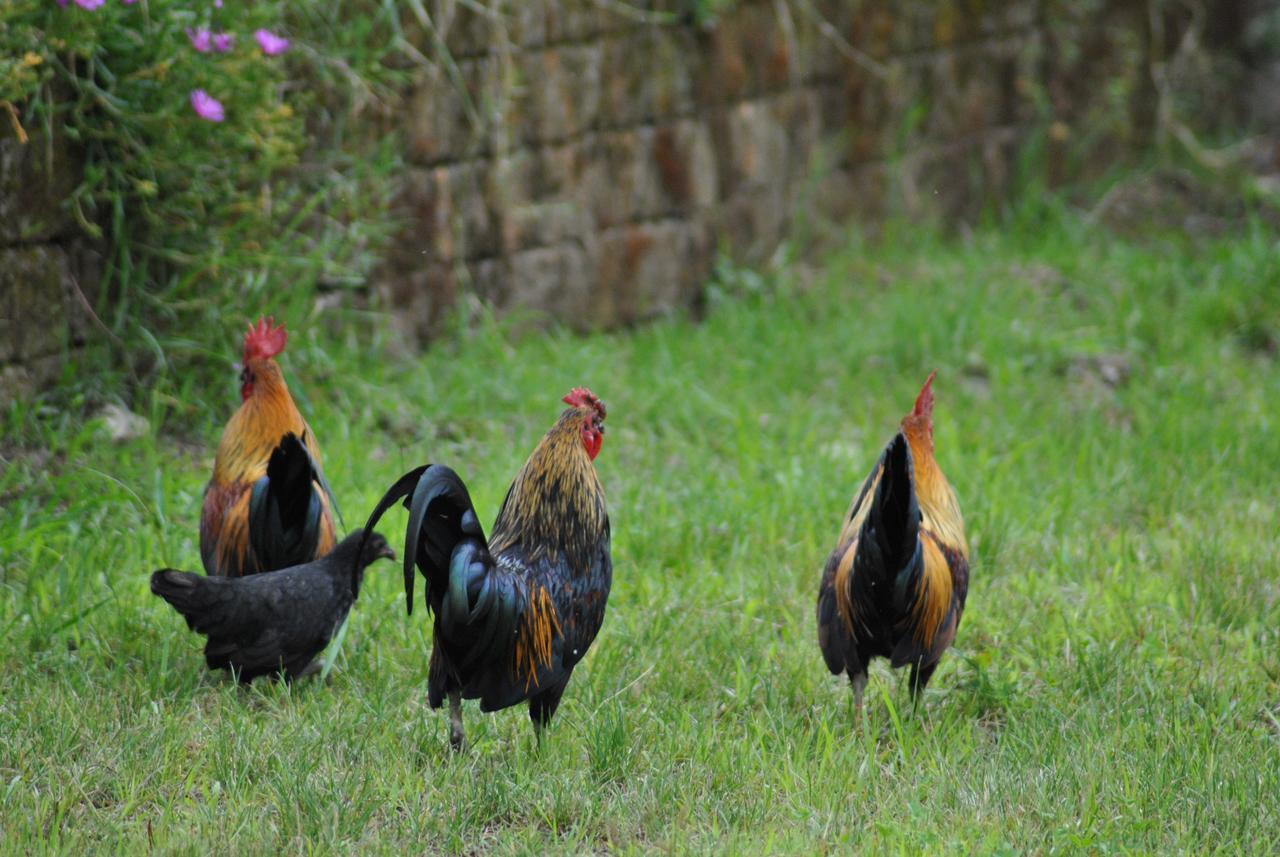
816, 372, 969, 705
362, 388, 611, 749
200, 317, 338, 578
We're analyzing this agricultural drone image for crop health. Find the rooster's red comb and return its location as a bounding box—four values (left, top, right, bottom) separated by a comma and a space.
911, 370, 937, 422
243, 316, 287, 362
563, 387, 606, 420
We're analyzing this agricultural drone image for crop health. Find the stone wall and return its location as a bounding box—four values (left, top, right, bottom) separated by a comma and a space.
373, 0, 1174, 339
3, 0, 1275, 373
0, 122, 93, 398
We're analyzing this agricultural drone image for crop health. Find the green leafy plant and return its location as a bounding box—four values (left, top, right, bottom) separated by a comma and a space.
1, 0, 407, 422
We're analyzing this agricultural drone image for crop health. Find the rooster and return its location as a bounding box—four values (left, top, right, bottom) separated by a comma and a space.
151, 529, 395, 682
200, 317, 339, 578
816, 372, 970, 705
362, 387, 611, 749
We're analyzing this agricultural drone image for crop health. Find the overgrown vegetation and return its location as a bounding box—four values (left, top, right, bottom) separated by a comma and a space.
1, 0, 410, 409
1, 203, 1277, 851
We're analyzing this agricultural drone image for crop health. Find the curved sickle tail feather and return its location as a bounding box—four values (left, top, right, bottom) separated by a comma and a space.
361, 465, 490, 616
359, 465, 430, 610
362, 464, 528, 688
404, 466, 487, 608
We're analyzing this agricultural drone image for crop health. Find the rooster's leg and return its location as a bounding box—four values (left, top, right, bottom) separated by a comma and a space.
448, 691, 467, 752
849, 671, 868, 709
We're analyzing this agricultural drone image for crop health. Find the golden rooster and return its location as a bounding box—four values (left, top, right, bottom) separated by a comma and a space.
199, 317, 338, 578
362, 387, 611, 749
816, 372, 970, 704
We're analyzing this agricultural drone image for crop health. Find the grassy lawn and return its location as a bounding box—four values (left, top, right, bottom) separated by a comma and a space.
2, 207, 1278, 853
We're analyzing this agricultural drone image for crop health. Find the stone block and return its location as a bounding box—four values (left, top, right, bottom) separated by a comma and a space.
405, 58, 496, 165
650, 119, 719, 209
577, 129, 671, 227
468, 257, 510, 305
694, 4, 776, 105
0, 244, 81, 364
600, 29, 696, 128
725, 98, 791, 192
375, 261, 457, 342
396, 162, 496, 263
508, 196, 593, 252
769, 90, 821, 178
519, 43, 604, 144
506, 242, 593, 323
0, 125, 79, 244
595, 220, 712, 326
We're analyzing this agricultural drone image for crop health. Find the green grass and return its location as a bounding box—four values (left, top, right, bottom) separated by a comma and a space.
2, 206, 1279, 853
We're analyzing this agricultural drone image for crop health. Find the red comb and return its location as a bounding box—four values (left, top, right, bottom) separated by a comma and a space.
243, 316, 287, 362
911, 370, 936, 421
563, 387, 606, 420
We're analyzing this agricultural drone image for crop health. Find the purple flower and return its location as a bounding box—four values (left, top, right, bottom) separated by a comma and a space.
187, 28, 212, 53
73, 0, 105, 8
212, 32, 234, 53
58, 0, 69, 6
214, 0, 222, 6
254, 29, 290, 56
190, 89, 225, 122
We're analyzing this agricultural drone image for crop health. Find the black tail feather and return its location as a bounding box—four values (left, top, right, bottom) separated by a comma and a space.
360, 465, 488, 616
872, 433, 921, 580
248, 432, 325, 572
402, 465, 486, 616
359, 465, 430, 611
150, 569, 204, 631
150, 569, 242, 636
851, 433, 923, 618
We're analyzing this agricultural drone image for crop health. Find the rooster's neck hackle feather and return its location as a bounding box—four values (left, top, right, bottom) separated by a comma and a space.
213, 360, 310, 484
900, 370, 967, 557
513, 584, 563, 689
902, 430, 967, 558
489, 407, 607, 574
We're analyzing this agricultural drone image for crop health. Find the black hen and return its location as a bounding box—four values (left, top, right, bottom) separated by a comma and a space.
152, 529, 394, 682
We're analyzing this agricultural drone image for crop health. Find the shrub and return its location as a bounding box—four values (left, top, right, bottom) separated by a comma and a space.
0, 0, 407, 420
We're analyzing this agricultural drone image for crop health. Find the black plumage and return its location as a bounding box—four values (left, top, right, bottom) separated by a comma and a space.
151, 529, 394, 682
816, 374, 970, 705
362, 391, 611, 748
246, 431, 340, 573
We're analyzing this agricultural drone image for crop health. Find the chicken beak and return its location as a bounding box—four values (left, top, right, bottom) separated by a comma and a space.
377, 545, 397, 562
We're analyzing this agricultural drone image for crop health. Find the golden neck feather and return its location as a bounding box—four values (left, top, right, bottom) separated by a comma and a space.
212, 360, 306, 482
489, 409, 607, 571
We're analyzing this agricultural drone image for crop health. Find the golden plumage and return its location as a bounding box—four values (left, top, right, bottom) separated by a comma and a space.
513, 584, 563, 690
489, 408, 608, 577
200, 348, 336, 577
817, 372, 970, 699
